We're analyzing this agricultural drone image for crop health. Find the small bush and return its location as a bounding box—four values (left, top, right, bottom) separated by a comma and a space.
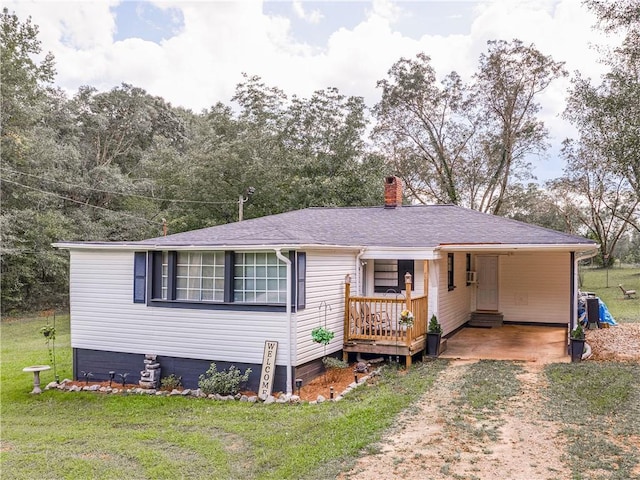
428, 314, 442, 334
198, 363, 252, 395
160, 374, 182, 391
322, 356, 348, 383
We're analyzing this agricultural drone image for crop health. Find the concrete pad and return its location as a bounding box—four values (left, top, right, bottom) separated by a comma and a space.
439, 325, 570, 363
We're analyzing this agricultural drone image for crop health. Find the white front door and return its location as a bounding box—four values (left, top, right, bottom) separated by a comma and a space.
476, 255, 499, 311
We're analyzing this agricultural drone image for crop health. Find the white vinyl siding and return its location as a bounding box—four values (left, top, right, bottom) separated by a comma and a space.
437, 252, 472, 335
294, 250, 357, 365
68, 250, 289, 366
499, 252, 570, 324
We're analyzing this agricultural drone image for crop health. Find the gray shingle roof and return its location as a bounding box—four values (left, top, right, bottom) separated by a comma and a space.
133, 205, 595, 249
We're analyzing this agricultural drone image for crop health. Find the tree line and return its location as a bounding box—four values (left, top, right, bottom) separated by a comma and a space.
1, 1, 638, 314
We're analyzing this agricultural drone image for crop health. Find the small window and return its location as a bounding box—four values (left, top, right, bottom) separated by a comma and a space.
466, 253, 472, 286
296, 252, 306, 309
374, 259, 414, 293
133, 252, 146, 303
447, 253, 455, 291
374, 259, 397, 292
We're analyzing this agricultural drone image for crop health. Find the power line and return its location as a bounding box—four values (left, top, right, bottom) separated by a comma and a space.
0, 167, 238, 205
1, 178, 161, 226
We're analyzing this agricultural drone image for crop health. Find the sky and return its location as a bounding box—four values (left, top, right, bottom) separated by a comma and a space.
6, 0, 621, 181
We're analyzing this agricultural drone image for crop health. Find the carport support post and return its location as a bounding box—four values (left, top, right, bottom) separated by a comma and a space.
343, 274, 351, 363
404, 272, 412, 368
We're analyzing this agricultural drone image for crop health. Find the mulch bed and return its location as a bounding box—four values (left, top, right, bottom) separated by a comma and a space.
60, 363, 371, 402
586, 323, 640, 361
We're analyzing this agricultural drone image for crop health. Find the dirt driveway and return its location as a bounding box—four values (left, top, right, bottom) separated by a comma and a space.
338, 324, 640, 480
338, 360, 569, 480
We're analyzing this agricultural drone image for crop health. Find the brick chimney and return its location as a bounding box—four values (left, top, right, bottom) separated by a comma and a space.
384, 176, 403, 208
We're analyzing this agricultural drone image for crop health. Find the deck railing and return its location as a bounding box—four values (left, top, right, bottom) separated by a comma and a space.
345, 294, 428, 345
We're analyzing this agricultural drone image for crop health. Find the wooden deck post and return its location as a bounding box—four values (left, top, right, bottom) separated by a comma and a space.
343, 274, 351, 362
404, 272, 412, 368
404, 272, 412, 308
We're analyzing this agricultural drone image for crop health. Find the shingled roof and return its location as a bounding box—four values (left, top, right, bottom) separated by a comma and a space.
128, 204, 595, 250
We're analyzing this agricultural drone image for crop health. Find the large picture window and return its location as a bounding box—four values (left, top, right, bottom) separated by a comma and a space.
146, 250, 303, 310
176, 251, 225, 301
233, 252, 287, 303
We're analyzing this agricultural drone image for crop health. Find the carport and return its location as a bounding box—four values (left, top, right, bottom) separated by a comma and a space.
440, 325, 570, 363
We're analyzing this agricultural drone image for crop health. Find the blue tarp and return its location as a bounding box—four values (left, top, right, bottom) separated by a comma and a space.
598, 298, 617, 325
578, 296, 618, 326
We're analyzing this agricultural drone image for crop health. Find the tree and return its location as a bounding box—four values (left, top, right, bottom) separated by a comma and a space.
500, 182, 569, 232
548, 140, 638, 265
473, 40, 567, 214
373, 41, 566, 214
567, 0, 640, 199
0, 7, 55, 135
0, 9, 64, 313
559, 0, 640, 247
373, 54, 474, 206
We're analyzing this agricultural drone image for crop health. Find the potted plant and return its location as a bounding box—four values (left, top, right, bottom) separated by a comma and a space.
426, 314, 443, 357
399, 309, 414, 327
570, 323, 586, 362
311, 326, 335, 345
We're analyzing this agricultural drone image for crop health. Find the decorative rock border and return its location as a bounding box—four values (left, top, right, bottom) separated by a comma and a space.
44, 367, 382, 405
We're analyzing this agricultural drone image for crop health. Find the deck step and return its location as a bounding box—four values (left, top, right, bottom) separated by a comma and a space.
468, 312, 504, 328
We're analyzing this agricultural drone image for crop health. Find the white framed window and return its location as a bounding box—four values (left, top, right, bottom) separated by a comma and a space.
374, 259, 414, 293
233, 252, 287, 304
161, 251, 169, 300
175, 251, 225, 302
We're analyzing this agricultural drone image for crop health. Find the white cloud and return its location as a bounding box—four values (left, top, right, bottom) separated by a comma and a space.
292, 0, 323, 24
4, 0, 621, 180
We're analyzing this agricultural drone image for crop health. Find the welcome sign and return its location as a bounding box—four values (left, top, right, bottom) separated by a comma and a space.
258, 341, 278, 400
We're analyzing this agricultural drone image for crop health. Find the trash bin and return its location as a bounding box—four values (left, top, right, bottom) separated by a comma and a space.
586, 297, 600, 329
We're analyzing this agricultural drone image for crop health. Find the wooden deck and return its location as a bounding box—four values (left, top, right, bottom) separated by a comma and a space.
343, 292, 428, 367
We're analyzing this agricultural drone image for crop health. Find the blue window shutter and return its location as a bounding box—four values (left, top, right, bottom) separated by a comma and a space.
133, 252, 146, 303
297, 252, 306, 309
447, 253, 455, 291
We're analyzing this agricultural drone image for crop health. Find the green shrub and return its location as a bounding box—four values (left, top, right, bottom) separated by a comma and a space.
322, 356, 348, 383
198, 363, 252, 395
160, 374, 182, 391
428, 314, 442, 334
322, 356, 348, 370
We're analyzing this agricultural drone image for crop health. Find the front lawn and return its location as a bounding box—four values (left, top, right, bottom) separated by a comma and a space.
580, 265, 640, 323
0, 314, 445, 480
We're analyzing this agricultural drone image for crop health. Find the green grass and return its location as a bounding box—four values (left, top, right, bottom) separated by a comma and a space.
456, 360, 522, 410
0, 314, 447, 480
4, 313, 640, 479
580, 265, 640, 323
450, 360, 523, 442
544, 363, 640, 480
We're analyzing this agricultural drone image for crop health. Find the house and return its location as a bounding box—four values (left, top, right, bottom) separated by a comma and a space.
53, 177, 598, 394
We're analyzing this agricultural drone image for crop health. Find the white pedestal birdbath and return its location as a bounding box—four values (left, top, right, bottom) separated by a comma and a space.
22, 365, 51, 394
